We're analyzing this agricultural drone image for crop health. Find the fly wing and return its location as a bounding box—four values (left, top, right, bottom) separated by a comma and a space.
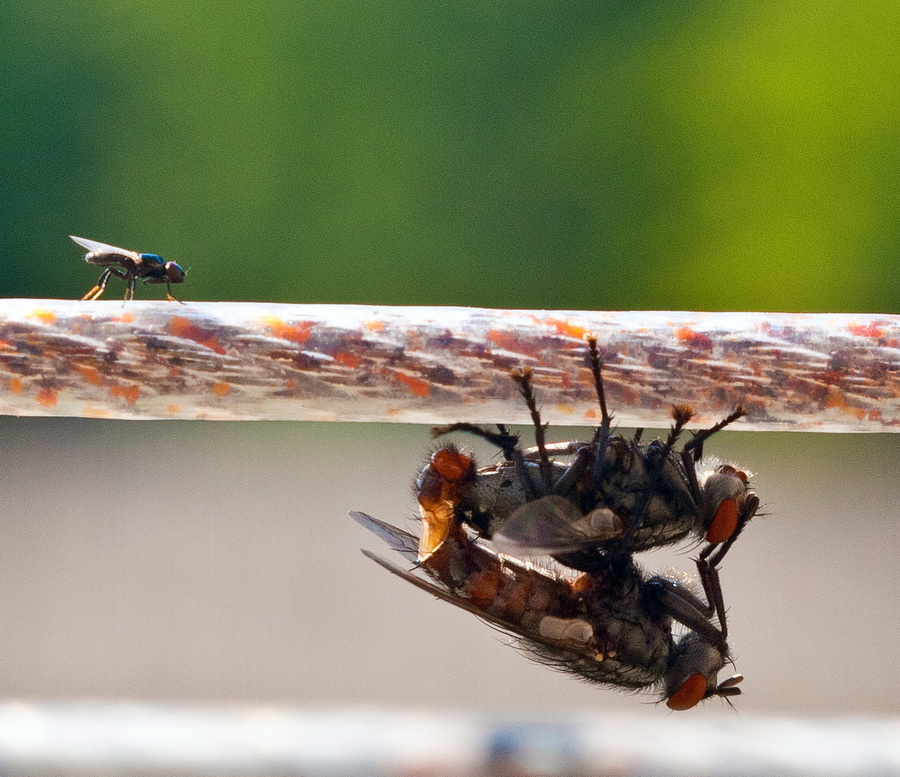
492, 495, 624, 555
350, 511, 419, 562
360, 549, 601, 664
69, 235, 141, 260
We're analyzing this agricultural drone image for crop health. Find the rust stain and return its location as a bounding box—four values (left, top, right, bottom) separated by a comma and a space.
76, 365, 104, 386
263, 317, 313, 345
9, 378, 23, 395
364, 320, 385, 332
167, 404, 181, 414
848, 322, 884, 338
212, 382, 231, 397
555, 403, 575, 415
31, 309, 57, 325
545, 318, 590, 340
36, 388, 58, 407
394, 371, 430, 397
824, 387, 846, 409
487, 329, 519, 352
168, 315, 227, 354
111, 384, 140, 405
675, 328, 714, 350
334, 351, 360, 369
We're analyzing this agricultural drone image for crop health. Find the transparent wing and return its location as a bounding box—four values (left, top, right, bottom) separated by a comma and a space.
492, 495, 623, 555
69, 235, 141, 260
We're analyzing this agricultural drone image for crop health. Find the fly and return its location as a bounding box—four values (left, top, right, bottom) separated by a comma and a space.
418, 336, 760, 572
351, 506, 743, 710
70, 235, 186, 303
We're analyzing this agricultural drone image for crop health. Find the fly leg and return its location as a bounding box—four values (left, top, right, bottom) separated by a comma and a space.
692, 491, 759, 637
648, 573, 728, 653
82, 268, 127, 301
510, 366, 553, 493
164, 279, 185, 303
585, 335, 615, 493
430, 422, 520, 461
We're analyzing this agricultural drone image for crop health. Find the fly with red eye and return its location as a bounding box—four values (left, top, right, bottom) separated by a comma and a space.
418, 336, 759, 573
70, 235, 186, 303
351, 506, 743, 710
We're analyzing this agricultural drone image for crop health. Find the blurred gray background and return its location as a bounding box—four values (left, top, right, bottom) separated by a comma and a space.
0, 416, 896, 717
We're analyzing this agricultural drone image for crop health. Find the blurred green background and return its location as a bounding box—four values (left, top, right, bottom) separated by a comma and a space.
3, 1, 898, 312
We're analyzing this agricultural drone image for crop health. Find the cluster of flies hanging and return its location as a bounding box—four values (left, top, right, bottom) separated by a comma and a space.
352, 337, 759, 710
68, 237, 760, 709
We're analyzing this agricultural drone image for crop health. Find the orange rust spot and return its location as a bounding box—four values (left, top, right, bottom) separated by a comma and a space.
583, 408, 598, 420
31, 309, 57, 324
555, 403, 575, 415
36, 388, 58, 407
76, 365, 104, 386
167, 404, 180, 414
9, 377, 23, 395
675, 328, 714, 350
169, 315, 192, 336
386, 407, 403, 416
212, 382, 231, 397
824, 387, 847, 409
334, 351, 360, 369
283, 378, 298, 392
112, 312, 135, 324
546, 319, 589, 339
264, 317, 313, 345
0, 340, 13, 350
111, 384, 140, 405
394, 372, 430, 397
364, 320, 385, 332
487, 329, 520, 352
851, 406, 866, 421
168, 316, 227, 354
848, 323, 884, 338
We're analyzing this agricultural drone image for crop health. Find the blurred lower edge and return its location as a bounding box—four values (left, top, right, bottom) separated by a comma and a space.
0, 702, 896, 777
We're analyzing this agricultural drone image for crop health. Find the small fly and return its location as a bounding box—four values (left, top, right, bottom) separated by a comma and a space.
70, 235, 186, 303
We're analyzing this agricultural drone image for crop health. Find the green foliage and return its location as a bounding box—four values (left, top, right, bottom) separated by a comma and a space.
2, 1, 898, 311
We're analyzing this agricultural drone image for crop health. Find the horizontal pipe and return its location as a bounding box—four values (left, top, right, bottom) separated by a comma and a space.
0, 299, 897, 431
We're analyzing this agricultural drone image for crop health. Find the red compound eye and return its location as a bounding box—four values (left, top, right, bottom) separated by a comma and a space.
706, 497, 739, 543
666, 673, 708, 710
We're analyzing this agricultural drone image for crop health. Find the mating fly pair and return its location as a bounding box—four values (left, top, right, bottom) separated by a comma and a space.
353, 336, 759, 710
70, 235, 186, 302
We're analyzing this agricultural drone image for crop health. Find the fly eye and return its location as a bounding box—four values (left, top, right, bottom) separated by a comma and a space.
666, 673, 708, 710
705, 497, 739, 543
165, 263, 186, 283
